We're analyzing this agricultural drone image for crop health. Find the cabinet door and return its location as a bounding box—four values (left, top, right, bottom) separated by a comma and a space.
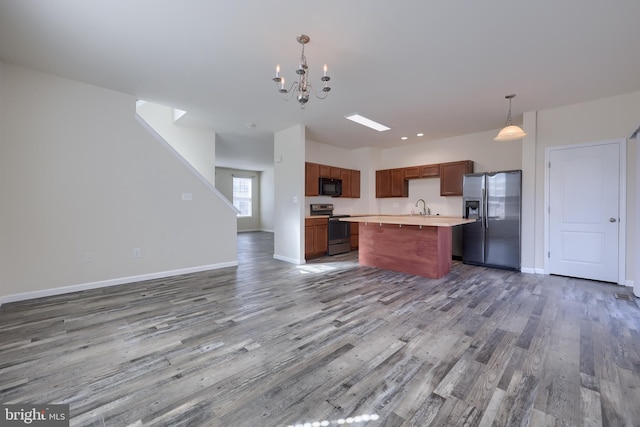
314, 219, 328, 255
420, 164, 440, 177
340, 169, 351, 198
390, 169, 408, 197
350, 222, 359, 250
305, 162, 320, 196
404, 167, 420, 179
350, 170, 360, 198
319, 164, 331, 178
330, 167, 342, 179
305, 219, 315, 258
376, 170, 391, 198
440, 160, 473, 196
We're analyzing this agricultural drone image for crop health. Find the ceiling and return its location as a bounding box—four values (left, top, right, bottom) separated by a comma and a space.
2, 1, 640, 171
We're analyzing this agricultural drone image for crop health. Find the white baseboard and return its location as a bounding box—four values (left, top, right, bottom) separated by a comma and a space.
520, 267, 545, 275
273, 254, 304, 265
0, 261, 238, 307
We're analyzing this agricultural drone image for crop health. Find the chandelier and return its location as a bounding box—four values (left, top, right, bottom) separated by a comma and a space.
273, 34, 331, 108
494, 94, 527, 141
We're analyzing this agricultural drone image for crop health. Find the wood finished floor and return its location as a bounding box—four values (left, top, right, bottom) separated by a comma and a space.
1, 231, 640, 426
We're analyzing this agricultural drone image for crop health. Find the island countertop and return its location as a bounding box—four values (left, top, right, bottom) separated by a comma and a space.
339, 215, 474, 227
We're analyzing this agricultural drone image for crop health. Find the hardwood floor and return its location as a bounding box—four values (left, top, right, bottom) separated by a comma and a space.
1, 231, 639, 426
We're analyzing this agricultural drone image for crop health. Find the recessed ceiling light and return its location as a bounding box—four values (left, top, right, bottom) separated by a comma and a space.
344, 113, 391, 132
401, 136, 408, 140
417, 133, 424, 137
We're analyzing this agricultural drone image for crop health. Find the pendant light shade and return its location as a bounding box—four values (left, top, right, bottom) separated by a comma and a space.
494, 94, 526, 141
495, 125, 527, 141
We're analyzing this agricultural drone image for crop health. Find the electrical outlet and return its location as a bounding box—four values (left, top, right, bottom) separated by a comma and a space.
181, 192, 193, 201
84, 252, 95, 263
133, 248, 141, 258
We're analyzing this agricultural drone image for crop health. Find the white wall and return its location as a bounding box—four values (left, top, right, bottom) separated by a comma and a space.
0, 63, 238, 302
215, 167, 263, 231
531, 90, 640, 281
260, 167, 275, 232
274, 125, 305, 263
136, 101, 216, 186
636, 126, 640, 296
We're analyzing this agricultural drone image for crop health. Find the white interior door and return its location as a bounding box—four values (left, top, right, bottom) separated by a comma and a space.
548, 142, 621, 283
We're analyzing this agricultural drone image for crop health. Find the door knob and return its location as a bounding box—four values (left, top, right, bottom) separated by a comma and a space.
609, 218, 617, 222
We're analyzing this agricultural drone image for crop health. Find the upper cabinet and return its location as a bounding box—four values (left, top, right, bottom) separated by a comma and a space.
420, 164, 440, 178
349, 169, 361, 198
439, 160, 474, 196
305, 162, 361, 198
305, 162, 320, 196
375, 161, 473, 198
376, 168, 408, 198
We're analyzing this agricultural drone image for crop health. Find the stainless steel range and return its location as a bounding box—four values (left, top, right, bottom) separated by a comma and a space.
309, 204, 351, 256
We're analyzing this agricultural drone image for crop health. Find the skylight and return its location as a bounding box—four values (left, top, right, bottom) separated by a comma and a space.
344, 113, 391, 132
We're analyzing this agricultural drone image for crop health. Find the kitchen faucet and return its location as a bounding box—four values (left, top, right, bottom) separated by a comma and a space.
415, 199, 430, 215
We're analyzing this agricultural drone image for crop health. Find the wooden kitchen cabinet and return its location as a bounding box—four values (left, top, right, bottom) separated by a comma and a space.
403, 166, 421, 179
420, 164, 440, 177
390, 168, 408, 197
376, 170, 391, 198
376, 168, 408, 198
306, 162, 361, 198
350, 221, 359, 250
319, 164, 331, 177
375, 161, 470, 198
439, 160, 473, 196
350, 170, 360, 198
305, 162, 320, 196
340, 168, 352, 198
305, 218, 328, 259
305, 219, 315, 256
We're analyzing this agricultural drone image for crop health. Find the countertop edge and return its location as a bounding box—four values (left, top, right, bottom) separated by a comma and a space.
338, 215, 474, 227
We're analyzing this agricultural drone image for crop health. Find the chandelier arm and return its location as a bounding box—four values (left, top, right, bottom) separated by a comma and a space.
306, 83, 329, 100
281, 81, 300, 101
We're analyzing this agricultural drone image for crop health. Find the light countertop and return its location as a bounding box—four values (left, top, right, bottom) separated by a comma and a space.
338, 215, 475, 227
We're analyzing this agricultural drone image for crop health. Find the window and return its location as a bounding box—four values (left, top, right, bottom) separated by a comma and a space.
233, 176, 252, 217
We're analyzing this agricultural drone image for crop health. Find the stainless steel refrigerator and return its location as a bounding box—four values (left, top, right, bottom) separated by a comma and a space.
462, 170, 521, 270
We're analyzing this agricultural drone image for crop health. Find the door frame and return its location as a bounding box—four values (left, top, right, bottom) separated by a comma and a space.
544, 138, 627, 285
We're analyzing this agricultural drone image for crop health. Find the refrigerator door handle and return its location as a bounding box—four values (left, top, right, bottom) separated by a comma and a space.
482, 188, 488, 229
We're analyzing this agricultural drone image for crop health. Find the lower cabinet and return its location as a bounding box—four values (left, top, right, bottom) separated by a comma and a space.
305, 218, 328, 259
350, 222, 359, 250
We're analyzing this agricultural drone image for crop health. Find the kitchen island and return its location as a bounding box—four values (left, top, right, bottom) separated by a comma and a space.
340, 215, 474, 279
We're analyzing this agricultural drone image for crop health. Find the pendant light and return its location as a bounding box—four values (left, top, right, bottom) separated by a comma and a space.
494, 94, 527, 141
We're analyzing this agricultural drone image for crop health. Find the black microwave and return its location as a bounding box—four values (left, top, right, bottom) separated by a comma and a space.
319, 177, 342, 197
